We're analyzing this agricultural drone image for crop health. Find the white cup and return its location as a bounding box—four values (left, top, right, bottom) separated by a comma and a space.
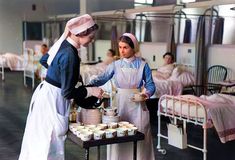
104, 107, 117, 116
118, 121, 129, 127
80, 131, 93, 141
125, 124, 135, 128
105, 129, 117, 138
108, 122, 118, 129
94, 130, 105, 140
127, 127, 138, 136
75, 128, 86, 138
85, 124, 96, 130
116, 128, 128, 137
97, 123, 108, 130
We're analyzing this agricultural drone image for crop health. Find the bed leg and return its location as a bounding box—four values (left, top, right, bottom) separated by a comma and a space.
157, 111, 161, 149
203, 126, 207, 160
23, 75, 26, 87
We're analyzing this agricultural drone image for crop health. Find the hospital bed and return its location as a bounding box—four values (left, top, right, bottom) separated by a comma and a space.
0, 52, 25, 80
152, 64, 195, 98
157, 94, 235, 160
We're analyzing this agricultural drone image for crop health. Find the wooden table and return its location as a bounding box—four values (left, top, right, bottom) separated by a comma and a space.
67, 131, 145, 160
219, 80, 235, 95
218, 80, 235, 88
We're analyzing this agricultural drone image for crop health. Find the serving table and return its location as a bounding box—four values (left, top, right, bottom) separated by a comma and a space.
67, 130, 145, 160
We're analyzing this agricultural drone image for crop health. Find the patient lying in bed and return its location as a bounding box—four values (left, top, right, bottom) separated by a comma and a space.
152, 52, 195, 97
153, 52, 174, 80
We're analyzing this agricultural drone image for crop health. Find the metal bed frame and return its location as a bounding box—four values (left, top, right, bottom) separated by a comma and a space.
157, 95, 208, 160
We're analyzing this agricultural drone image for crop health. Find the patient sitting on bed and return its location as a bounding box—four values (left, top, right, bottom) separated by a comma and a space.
153, 52, 174, 80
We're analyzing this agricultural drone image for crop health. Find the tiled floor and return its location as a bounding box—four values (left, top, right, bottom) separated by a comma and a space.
0, 71, 235, 160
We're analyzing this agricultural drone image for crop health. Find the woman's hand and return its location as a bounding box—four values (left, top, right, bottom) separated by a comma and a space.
86, 87, 104, 99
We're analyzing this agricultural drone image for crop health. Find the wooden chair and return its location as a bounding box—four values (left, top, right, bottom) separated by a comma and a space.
207, 65, 227, 94
186, 65, 227, 96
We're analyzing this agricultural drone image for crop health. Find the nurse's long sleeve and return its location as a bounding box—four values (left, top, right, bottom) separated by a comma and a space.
143, 63, 156, 97
89, 63, 115, 86
40, 53, 49, 68
59, 48, 87, 100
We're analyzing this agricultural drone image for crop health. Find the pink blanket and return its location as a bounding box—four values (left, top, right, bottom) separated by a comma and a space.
180, 94, 235, 143
2, 53, 24, 70
153, 78, 183, 98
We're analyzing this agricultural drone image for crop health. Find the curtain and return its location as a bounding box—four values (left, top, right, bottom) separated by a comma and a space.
125, 21, 132, 33
212, 17, 224, 44
183, 19, 192, 43
144, 20, 152, 42
167, 23, 176, 62
195, 16, 207, 96
111, 24, 119, 56
132, 19, 136, 37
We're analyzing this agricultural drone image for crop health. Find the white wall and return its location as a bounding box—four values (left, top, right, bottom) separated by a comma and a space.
208, 45, 235, 80
0, 5, 23, 54
139, 42, 168, 69
176, 43, 196, 66
94, 40, 111, 61
176, 43, 235, 79
0, 0, 79, 55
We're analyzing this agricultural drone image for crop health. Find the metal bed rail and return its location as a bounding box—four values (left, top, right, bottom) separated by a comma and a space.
157, 94, 208, 160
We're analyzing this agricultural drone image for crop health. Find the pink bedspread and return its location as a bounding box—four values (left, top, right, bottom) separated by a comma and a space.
2, 53, 24, 71
153, 78, 183, 98
180, 94, 235, 143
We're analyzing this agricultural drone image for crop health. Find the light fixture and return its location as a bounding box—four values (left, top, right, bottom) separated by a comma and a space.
181, 0, 196, 3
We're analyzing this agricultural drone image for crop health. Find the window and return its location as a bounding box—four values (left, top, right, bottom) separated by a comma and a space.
135, 0, 153, 7
23, 22, 43, 40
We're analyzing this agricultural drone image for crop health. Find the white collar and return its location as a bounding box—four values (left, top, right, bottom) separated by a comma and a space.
66, 37, 80, 49
123, 56, 135, 63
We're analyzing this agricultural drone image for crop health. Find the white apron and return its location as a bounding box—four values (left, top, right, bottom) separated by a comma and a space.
19, 81, 70, 160
107, 61, 155, 160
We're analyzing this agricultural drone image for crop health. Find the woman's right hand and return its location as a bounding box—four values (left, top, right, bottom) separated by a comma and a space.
86, 87, 104, 99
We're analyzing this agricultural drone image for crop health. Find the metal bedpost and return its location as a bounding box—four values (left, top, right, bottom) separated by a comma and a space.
203, 124, 207, 160
157, 97, 162, 149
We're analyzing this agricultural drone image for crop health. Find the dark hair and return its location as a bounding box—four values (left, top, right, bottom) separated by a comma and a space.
119, 36, 134, 49
108, 49, 116, 56
163, 52, 174, 61
76, 24, 99, 37
41, 44, 48, 48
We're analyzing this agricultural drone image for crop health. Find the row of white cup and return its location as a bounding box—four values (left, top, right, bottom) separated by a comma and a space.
69, 122, 138, 141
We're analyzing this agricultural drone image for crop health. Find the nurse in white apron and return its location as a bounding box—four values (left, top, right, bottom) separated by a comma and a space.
18, 14, 103, 160
89, 33, 156, 160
